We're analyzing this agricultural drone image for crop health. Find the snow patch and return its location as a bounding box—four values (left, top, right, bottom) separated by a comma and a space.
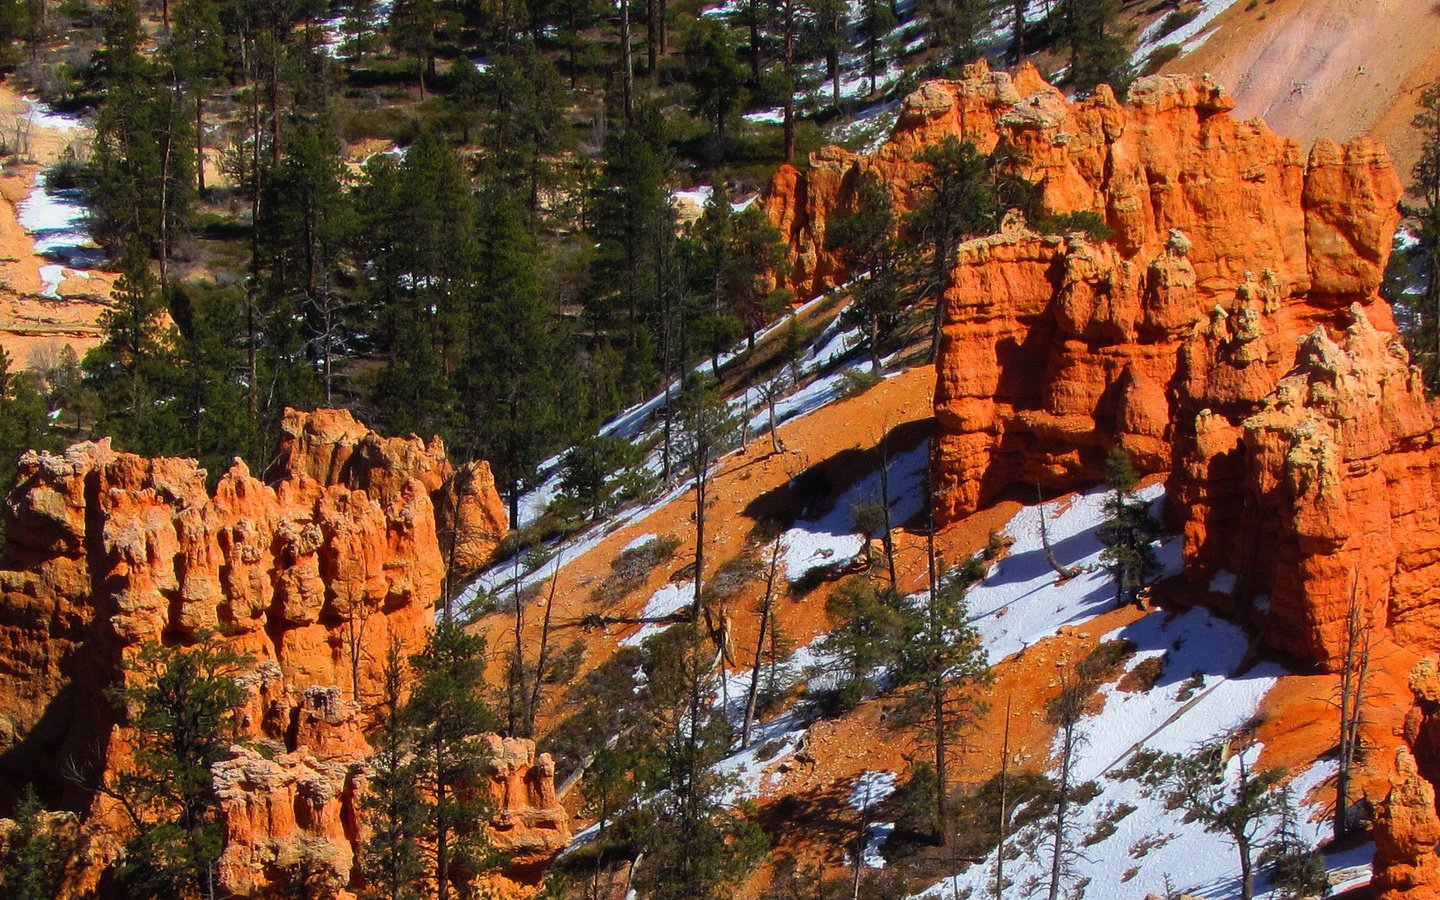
967, 484, 1184, 663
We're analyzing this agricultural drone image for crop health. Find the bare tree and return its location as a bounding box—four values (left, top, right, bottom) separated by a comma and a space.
1335, 575, 1372, 841
741, 527, 785, 749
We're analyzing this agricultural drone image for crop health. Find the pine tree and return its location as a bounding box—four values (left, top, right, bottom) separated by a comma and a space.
684, 17, 748, 159
360, 642, 427, 900
926, 0, 989, 71
633, 625, 768, 899
91, 0, 195, 264
405, 618, 500, 900
480, 43, 567, 213
857, 0, 896, 97
167, 0, 224, 196
106, 634, 250, 900
464, 187, 568, 533
83, 241, 180, 455
830, 173, 905, 374
0, 350, 53, 543
675, 373, 740, 619
0, 786, 67, 900
1143, 730, 1293, 900
1058, 0, 1133, 97
1096, 447, 1162, 608
906, 137, 995, 361
1400, 81, 1440, 390
894, 556, 992, 844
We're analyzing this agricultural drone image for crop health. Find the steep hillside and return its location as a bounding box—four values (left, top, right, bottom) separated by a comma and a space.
1159, 0, 1440, 179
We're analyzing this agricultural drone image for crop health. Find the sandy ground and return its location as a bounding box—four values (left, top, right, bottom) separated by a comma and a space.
1168, 0, 1440, 179
0, 79, 113, 369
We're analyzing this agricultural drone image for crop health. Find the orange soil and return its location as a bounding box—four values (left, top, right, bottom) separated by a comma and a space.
0, 78, 113, 368
1166, 0, 1440, 179
479, 328, 1400, 895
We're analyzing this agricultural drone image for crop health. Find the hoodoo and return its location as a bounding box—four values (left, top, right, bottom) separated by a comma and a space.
0, 408, 567, 895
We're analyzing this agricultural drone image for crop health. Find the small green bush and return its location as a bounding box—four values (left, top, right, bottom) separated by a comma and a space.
1037, 209, 1115, 242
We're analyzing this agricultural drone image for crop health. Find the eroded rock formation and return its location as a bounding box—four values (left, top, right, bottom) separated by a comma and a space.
761, 62, 1438, 893
0, 409, 567, 896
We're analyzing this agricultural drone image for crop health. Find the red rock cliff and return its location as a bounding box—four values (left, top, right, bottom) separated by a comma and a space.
0, 409, 566, 896
766, 63, 1440, 892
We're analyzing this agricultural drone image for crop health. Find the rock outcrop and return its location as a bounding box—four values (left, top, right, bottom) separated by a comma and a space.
0, 409, 566, 897
762, 63, 1437, 892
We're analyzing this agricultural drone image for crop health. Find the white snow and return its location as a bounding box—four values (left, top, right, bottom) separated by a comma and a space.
967, 484, 1184, 663
18, 182, 100, 267
672, 185, 715, 209
1210, 569, 1239, 595
849, 770, 899, 811
618, 582, 695, 647
24, 99, 85, 133
1132, 0, 1244, 63
781, 441, 929, 582
622, 533, 659, 552
38, 264, 66, 299
743, 108, 785, 124
916, 600, 1348, 900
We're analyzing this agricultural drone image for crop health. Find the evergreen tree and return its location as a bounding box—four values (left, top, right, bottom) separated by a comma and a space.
675, 373, 740, 619
1400, 81, 1440, 390
168, 284, 253, 478
106, 634, 250, 900
811, 578, 909, 712
587, 104, 674, 398
857, 0, 895, 97
405, 618, 500, 900
463, 188, 568, 525
390, 0, 443, 94
893, 558, 992, 844
806, 0, 846, 109
1058, 0, 1133, 97
926, 0, 988, 70
91, 0, 195, 265
830, 173, 905, 373
364, 134, 479, 438
258, 122, 353, 405
0, 350, 53, 543
340, 0, 382, 60
1143, 731, 1295, 900
633, 625, 768, 899
684, 17, 748, 158
360, 643, 427, 900
167, 0, 225, 196
480, 43, 567, 213
906, 137, 996, 361
1096, 447, 1162, 608
83, 242, 180, 455
0, 786, 66, 900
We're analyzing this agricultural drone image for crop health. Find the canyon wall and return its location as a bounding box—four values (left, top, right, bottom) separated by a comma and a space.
763, 61, 1440, 894
765, 60, 1422, 669
0, 408, 567, 896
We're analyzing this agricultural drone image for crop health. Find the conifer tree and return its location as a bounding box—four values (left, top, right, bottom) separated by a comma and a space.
1400, 81, 1440, 389
105, 635, 250, 900
83, 242, 179, 455
1096, 447, 1162, 608
907, 137, 995, 361
1058, 0, 1133, 96
857, 0, 895, 97
633, 625, 768, 899
0, 787, 66, 900
676, 373, 739, 619
895, 556, 992, 845
0, 350, 52, 543
684, 17, 748, 158
360, 643, 426, 900
464, 187, 568, 527
830, 173, 904, 373
405, 618, 500, 900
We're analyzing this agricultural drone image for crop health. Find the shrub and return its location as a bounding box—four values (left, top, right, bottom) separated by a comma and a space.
1037, 209, 1115, 242
591, 535, 682, 604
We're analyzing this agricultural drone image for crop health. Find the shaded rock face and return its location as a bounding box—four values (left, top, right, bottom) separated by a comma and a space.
795, 62, 1411, 669
764, 64, 1440, 891
0, 409, 561, 896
